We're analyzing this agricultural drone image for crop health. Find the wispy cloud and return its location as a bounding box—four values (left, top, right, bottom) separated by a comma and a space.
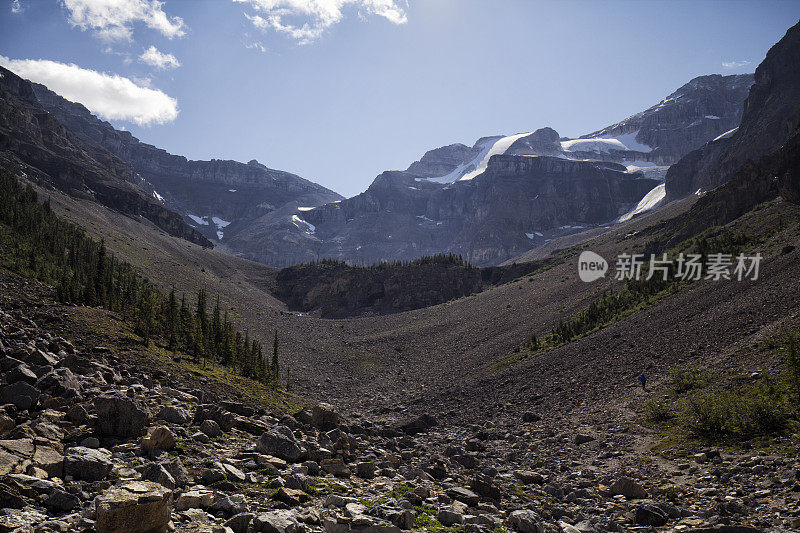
244, 40, 268, 53
139, 45, 180, 69
62, 0, 186, 41
722, 60, 751, 69
235, 0, 408, 45
0, 56, 179, 125
11, 0, 23, 14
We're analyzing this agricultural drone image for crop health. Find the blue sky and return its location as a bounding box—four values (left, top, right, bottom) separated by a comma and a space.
1, 1, 798, 197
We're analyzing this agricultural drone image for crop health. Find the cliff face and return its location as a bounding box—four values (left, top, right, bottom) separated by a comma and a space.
665, 22, 800, 201
30, 83, 343, 245
0, 66, 210, 247
272, 156, 658, 266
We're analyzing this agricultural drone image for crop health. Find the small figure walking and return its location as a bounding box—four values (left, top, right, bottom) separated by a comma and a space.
638, 373, 647, 391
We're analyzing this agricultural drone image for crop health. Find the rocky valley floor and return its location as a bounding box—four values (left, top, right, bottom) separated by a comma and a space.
1, 270, 799, 533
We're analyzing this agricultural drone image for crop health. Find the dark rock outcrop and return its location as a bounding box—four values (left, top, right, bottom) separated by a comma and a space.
665, 21, 800, 201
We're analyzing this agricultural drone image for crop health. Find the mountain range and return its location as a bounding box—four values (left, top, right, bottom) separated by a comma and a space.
4, 66, 753, 267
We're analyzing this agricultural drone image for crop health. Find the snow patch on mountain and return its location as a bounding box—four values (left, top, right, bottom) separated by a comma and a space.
618, 183, 666, 222
713, 127, 738, 142
423, 133, 535, 184
562, 130, 652, 154
187, 214, 208, 226
292, 214, 316, 235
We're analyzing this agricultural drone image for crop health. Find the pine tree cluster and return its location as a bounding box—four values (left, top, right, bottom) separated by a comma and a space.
0, 171, 282, 387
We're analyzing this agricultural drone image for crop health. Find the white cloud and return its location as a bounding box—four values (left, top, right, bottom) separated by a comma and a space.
244, 40, 268, 53
722, 60, 751, 69
62, 0, 186, 41
11, 0, 23, 14
235, 0, 407, 45
0, 56, 178, 125
139, 45, 180, 69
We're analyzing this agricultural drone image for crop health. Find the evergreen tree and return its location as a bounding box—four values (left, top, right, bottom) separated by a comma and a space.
271, 330, 280, 385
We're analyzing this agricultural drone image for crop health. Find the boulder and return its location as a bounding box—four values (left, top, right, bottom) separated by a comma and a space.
321, 458, 351, 478
94, 394, 151, 438
64, 446, 112, 482
274, 487, 310, 506
634, 502, 668, 526
0, 381, 40, 410
513, 471, 544, 485
226, 512, 255, 533
156, 405, 191, 425
509, 510, 544, 533
66, 404, 90, 425
141, 463, 177, 490
251, 510, 304, 533
257, 426, 306, 462
446, 487, 479, 506
95, 481, 172, 533
470, 474, 501, 501
221, 462, 246, 482
35, 368, 82, 396
356, 461, 376, 479
437, 509, 464, 527
312, 403, 339, 430
141, 425, 176, 452
193, 404, 235, 432
6, 364, 37, 384
44, 489, 81, 512
175, 488, 215, 511
26, 350, 58, 368
608, 476, 648, 499
398, 414, 438, 435
210, 493, 249, 516
32, 444, 63, 478
200, 419, 223, 438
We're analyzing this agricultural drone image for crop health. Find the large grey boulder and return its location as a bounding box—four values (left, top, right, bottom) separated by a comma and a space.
608, 476, 648, 499
64, 446, 112, 482
250, 510, 304, 533
509, 510, 544, 533
312, 403, 339, 430
155, 405, 191, 425
0, 381, 40, 410
257, 426, 306, 462
94, 393, 151, 438
35, 367, 81, 396
95, 480, 172, 533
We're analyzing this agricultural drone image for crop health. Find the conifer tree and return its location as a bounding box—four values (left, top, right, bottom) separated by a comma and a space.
271, 330, 280, 386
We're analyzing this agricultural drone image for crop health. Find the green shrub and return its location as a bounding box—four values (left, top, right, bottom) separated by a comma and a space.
669, 365, 711, 394
680, 380, 791, 439
642, 398, 673, 423
730, 381, 790, 436
681, 392, 727, 437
